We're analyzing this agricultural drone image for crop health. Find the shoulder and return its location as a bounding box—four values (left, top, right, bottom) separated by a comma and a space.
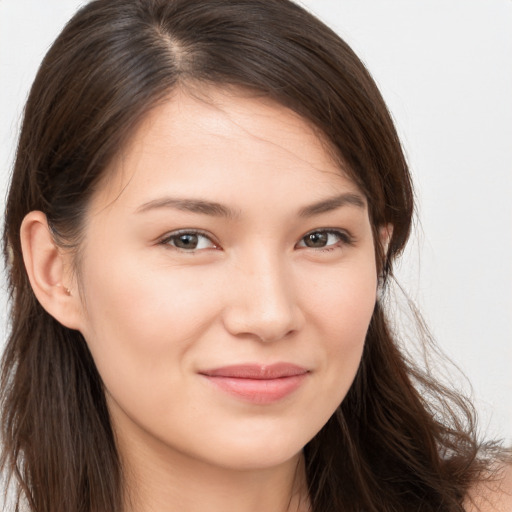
464, 464, 512, 512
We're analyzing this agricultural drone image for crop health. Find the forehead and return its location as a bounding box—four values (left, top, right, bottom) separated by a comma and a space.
90, 87, 364, 215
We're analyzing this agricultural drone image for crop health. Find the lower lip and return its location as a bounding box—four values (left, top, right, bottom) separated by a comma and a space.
202, 374, 307, 404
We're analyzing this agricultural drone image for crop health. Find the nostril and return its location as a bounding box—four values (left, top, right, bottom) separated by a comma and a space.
222, 300, 304, 343
255, 328, 297, 344
221, 261, 305, 342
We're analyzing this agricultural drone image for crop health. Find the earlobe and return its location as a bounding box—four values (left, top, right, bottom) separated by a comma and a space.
20, 211, 83, 330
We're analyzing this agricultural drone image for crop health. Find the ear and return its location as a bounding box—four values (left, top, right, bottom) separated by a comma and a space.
20, 211, 83, 330
377, 224, 393, 291
379, 223, 393, 256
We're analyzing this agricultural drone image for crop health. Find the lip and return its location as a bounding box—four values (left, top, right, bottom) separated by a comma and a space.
199, 363, 309, 404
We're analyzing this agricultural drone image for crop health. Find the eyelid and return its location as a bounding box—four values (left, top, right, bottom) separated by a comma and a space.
159, 229, 220, 251
157, 227, 353, 253
296, 228, 354, 249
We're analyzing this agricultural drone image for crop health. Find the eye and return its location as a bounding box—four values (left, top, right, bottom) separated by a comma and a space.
160, 230, 218, 251
296, 229, 352, 251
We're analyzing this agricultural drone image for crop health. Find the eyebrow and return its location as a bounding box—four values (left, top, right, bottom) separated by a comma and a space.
298, 193, 366, 217
136, 197, 241, 219
135, 192, 366, 218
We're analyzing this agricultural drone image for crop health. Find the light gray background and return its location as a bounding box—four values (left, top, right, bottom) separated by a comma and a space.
1, 1, 511, 443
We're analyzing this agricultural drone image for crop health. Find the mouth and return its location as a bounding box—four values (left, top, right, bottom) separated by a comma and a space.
199, 363, 309, 404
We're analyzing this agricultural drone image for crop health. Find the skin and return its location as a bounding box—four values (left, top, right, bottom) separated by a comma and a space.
24, 87, 381, 512
20, 87, 512, 511
465, 464, 512, 512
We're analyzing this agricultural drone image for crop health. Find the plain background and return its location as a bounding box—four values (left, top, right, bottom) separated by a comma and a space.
0, 0, 511, 443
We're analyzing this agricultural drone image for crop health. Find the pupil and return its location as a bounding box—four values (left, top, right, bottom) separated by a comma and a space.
176, 234, 198, 249
306, 232, 327, 247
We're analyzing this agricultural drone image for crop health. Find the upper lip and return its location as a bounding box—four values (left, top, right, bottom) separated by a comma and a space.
199, 363, 309, 380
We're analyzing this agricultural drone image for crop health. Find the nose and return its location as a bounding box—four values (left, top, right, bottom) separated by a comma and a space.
221, 250, 304, 343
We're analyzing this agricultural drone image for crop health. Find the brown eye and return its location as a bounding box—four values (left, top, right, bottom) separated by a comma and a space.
297, 230, 351, 250
174, 233, 199, 249
304, 231, 328, 248
161, 231, 216, 251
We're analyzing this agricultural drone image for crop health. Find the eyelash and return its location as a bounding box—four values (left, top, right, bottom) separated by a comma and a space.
297, 229, 354, 252
159, 229, 219, 253
159, 228, 354, 253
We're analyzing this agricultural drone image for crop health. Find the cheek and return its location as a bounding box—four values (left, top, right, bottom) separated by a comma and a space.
77, 248, 223, 393
305, 257, 377, 399
307, 255, 377, 340
73, 234, 378, 468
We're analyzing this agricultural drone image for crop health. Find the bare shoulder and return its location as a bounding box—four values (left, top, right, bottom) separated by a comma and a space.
464, 464, 512, 512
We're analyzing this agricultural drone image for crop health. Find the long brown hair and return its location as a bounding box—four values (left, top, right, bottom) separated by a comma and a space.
0, 1, 496, 510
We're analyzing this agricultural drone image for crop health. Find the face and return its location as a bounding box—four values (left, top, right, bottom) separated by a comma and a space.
74, 88, 378, 471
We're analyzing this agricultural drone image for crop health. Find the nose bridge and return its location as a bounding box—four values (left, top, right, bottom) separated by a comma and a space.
223, 245, 302, 342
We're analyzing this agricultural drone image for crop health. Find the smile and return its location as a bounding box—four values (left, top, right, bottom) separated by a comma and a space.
199, 363, 309, 404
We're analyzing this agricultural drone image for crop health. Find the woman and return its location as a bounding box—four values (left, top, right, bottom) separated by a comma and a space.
1, 0, 510, 511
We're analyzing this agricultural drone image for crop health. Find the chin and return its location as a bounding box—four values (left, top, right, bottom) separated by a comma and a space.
211, 445, 304, 472
191, 424, 315, 471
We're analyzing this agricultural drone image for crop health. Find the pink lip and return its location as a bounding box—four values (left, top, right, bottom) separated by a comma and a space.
199, 363, 309, 404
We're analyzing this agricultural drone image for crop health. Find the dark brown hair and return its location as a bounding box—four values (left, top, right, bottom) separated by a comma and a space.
0, 1, 497, 511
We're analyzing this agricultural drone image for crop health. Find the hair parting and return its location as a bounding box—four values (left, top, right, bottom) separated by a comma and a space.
1, 1, 508, 511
